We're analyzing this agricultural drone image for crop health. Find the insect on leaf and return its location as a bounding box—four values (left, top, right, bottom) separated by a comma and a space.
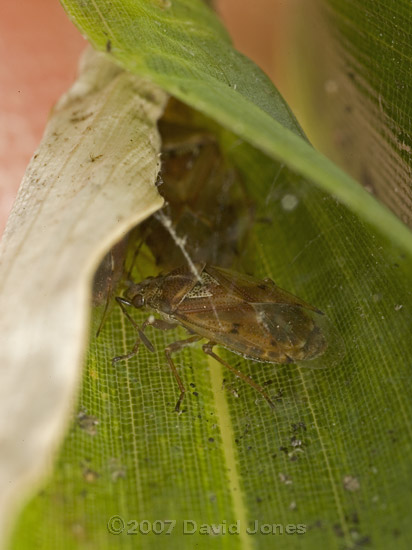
7, 2, 412, 550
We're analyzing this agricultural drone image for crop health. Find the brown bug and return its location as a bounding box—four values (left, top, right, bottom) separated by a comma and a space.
140, 98, 252, 271
92, 235, 130, 337
113, 263, 332, 412
93, 101, 252, 342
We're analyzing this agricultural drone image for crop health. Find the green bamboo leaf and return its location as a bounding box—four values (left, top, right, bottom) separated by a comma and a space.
58, 0, 412, 254
8, 2, 412, 550
11, 125, 412, 550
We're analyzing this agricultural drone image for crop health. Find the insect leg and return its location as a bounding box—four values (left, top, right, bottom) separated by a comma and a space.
112, 298, 154, 363
143, 318, 178, 331
139, 317, 180, 350
164, 335, 202, 412
112, 339, 141, 365
202, 342, 276, 409
112, 314, 177, 365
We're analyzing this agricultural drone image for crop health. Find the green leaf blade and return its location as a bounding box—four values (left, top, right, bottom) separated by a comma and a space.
60, 0, 412, 256
12, 141, 412, 549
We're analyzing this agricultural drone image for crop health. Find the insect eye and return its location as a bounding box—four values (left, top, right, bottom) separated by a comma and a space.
132, 294, 144, 308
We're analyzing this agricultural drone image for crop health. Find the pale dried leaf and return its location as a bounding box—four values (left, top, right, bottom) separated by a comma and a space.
0, 48, 167, 538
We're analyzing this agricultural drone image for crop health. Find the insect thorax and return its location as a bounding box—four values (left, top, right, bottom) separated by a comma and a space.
185, 272, 218, 299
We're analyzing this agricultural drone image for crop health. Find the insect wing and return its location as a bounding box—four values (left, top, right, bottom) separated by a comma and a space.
204, 266, 322, 313
256, 302, 347, 368
252, 302, 327, 361
174, 303, 293, 364
198, 266, 344, 366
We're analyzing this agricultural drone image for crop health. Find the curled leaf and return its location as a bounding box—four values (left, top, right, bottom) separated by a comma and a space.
0, 48, 167, 538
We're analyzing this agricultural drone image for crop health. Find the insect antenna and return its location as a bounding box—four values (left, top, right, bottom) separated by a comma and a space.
202, 342, 276, 409
95, 275, 113, 338
124, 228, 149, 282
112, 297, 155, 365
95, 224, 157, 339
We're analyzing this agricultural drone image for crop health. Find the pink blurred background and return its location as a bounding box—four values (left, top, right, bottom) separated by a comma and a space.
0, 0, 290, 236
